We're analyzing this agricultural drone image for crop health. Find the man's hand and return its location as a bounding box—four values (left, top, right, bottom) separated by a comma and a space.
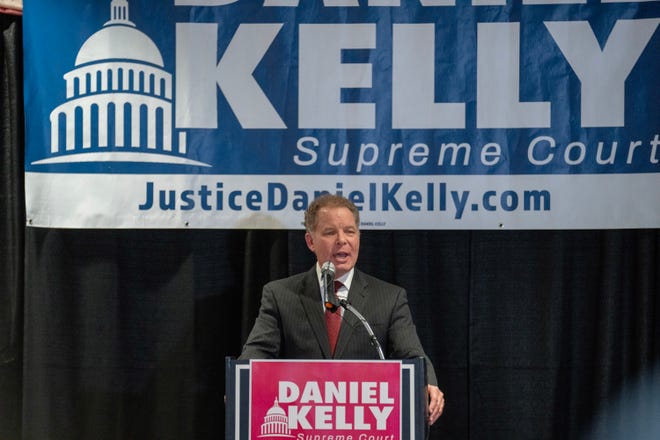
427, 384, 445, 425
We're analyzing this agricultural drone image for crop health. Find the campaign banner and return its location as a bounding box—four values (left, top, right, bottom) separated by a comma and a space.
23, 0, 660, 229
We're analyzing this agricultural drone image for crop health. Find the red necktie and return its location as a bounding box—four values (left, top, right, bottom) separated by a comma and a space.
325, 281, 343, 356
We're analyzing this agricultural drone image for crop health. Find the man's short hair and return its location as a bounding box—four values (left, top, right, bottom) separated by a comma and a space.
304, 194, 360, 233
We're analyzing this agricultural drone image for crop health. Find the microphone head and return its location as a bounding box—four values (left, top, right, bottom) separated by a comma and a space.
321, 261, 335, 276
322, 261, 338, 311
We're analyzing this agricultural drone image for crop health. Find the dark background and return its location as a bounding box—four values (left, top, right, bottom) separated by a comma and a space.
2, 13, 659, 440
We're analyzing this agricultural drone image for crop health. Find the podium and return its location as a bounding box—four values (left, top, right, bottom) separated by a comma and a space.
226, 357, 428, 440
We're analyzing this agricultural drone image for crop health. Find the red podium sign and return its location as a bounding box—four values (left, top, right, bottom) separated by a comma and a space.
226, 358, 427, 440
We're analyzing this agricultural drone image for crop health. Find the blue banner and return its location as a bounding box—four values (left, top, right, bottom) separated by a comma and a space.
23, 0, 660, 229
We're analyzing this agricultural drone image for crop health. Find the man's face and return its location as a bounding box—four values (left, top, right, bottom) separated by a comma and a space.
305, 206, 360, 277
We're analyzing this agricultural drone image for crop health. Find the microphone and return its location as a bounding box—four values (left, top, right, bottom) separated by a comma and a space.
321, 261, 338, 312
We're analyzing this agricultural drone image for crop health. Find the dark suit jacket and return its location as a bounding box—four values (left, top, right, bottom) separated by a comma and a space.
239, 266, 438, 386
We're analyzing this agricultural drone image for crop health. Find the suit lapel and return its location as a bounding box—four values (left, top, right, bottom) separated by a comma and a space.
334, 270, 369, 358
299, 267, 333, 358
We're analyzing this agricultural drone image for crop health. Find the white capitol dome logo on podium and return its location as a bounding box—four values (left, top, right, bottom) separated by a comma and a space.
34, 0, 209, 167
259, 398, 295, 438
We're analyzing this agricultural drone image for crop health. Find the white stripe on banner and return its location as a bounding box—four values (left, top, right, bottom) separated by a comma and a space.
25, 173, 660, 229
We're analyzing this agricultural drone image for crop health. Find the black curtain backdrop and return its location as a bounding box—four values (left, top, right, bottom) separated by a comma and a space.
3, 12, 660, 440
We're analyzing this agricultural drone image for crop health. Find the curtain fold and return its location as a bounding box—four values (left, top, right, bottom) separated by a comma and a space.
0, 8, 23, 365
0, 12, 23, 440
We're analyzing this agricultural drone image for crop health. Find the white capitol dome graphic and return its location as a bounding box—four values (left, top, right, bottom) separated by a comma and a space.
35, 0, 209, 167
259, 399, 295, 438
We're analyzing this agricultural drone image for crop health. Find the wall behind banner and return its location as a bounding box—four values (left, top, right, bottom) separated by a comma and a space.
3, 9, 660, 440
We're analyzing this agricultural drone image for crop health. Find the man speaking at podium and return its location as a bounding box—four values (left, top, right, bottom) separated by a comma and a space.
239, 194, 445, 425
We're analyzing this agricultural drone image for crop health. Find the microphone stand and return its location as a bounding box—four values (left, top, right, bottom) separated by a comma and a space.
338, 299, 385, 360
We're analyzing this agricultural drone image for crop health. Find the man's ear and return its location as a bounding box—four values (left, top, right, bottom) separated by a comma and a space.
304, 232, 314, 252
